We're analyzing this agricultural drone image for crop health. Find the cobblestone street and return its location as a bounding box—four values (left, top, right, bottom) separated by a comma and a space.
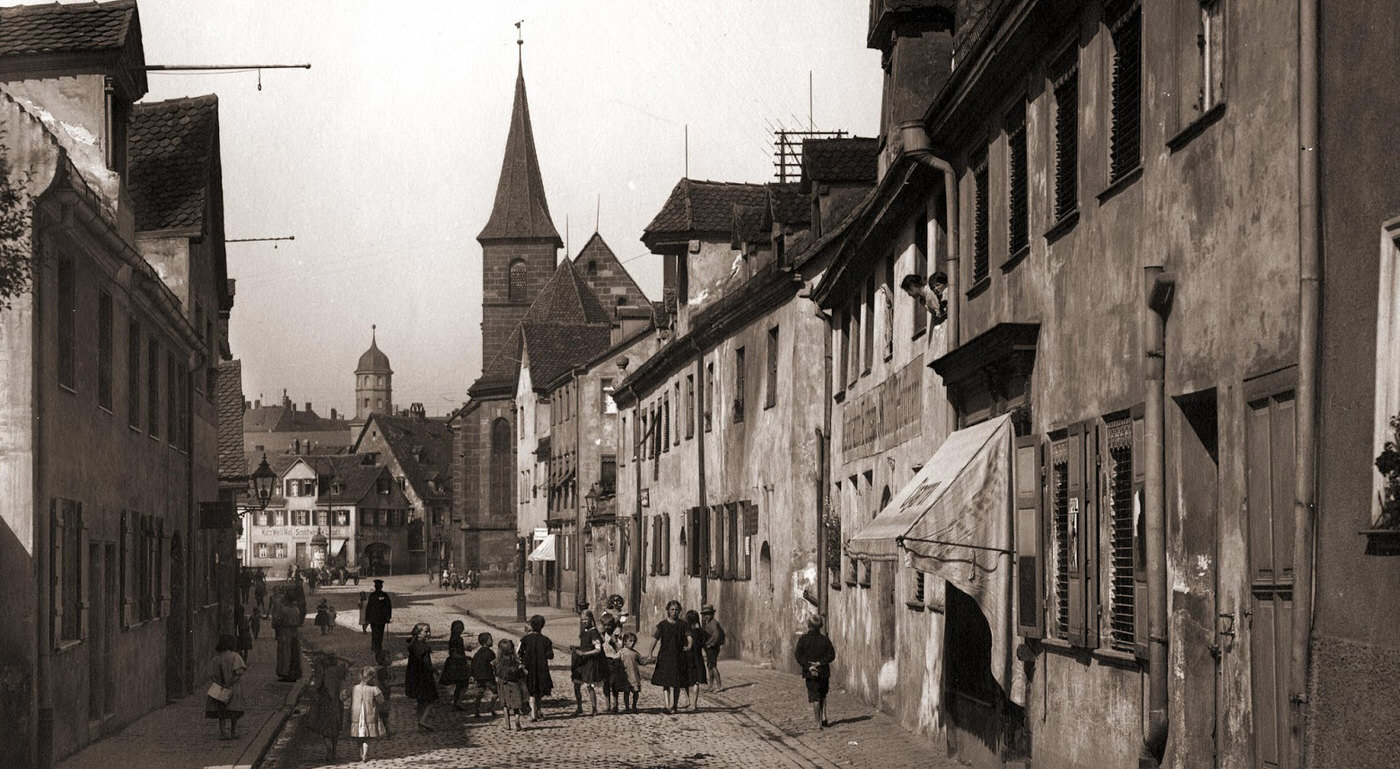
262, 578, 962, 769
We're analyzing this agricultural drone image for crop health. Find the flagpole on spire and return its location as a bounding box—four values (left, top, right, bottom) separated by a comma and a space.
515, 20, 524, 65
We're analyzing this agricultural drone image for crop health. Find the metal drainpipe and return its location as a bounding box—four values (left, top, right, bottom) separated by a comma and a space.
899, 122, 960, 350
631, 393, 643, 633
818, 303, 833, 619
35, 221, 52, 769
1291, 0, 1321, 761
694, 342, 709, 605
1144, 266, 1174, 765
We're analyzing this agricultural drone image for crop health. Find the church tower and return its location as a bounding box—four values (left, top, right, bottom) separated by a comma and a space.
354, 325, 392, 424
476, 52, 562, 368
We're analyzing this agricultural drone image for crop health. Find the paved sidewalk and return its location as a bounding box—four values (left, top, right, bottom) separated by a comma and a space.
57, 630, 304, 769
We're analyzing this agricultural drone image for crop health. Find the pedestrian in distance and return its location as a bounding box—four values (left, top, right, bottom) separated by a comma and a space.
272, 591, 303, 682
682, 609, 708, 710
646, 599, 690, 714
470, 631, 498, 718
234, 602, 253, 662
700, 603, 725, 692
793, 614, 836, 729
249, 604, 261, 641
348, 665, 387, 763
357, 591, 368, 634
205, 634, 247, 741
519, 614, 554, 721
365, 578, 392, 654
314, 598, 334, 635
494, 638, 529, 732
618, 632, 643, 712
404, 622, 438, 731
441, 620, 472, 710
237, 566, 252, 605
573, 610, 606, 716
253, 572, 268, 618
306, 652, 348, 763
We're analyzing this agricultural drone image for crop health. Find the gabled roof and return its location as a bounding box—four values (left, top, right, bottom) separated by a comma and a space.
642, 179, 769, 250
469, 257, 613, 397
128, 95, 220, 233
477, 62, 562, 246
802, 137, 879, 189
216, 360, 245, 482
0, 0, 137, 57
353, 414, 454, 502
244, 401, 351, 434
768, 183, 810, 227
573, 232, 650, 310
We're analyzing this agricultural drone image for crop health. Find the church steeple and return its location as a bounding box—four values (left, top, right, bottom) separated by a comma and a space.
477, 57, 562, 246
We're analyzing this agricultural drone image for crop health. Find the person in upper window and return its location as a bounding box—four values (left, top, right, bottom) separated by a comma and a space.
900, 271, 949, 326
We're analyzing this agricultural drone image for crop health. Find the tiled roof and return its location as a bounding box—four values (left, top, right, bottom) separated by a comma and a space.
244, 401, 350, 434
0, 0, 136, 57
642, 179, 769, 248
478, 63, 562, 245
215, 360, 245, 482
768, 183, 810, 226
524, 322, 614, 389
469, 257, 614, 396
730, 203, 773, 248
802, 137, 879, 187
128, 95, 220, 233
356, 414, 454, 502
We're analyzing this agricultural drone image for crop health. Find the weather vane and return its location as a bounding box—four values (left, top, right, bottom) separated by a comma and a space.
516, 20, 524, 47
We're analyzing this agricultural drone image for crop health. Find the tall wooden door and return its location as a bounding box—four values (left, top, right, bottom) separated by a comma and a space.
1246, 391, 1295, 769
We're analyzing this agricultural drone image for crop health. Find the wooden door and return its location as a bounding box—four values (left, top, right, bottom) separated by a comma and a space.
1246, 391, 1295, 769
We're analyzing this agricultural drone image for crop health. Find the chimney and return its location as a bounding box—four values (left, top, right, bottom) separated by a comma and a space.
331, 408, 338, 421
245, 400, 251, 410
293, 438, 302, 454
254, 399, 261, 409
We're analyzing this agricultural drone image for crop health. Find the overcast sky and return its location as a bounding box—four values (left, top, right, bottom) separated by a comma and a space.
60, 1, 884, 415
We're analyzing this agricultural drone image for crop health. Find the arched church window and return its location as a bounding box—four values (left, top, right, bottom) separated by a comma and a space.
509, 259, 528, 303
490, 417, 512, 514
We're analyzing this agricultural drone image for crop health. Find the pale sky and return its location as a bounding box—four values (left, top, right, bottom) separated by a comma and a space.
47, 1, 885, 415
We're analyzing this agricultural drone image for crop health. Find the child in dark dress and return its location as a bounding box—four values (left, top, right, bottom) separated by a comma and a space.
470, 632, 498, 718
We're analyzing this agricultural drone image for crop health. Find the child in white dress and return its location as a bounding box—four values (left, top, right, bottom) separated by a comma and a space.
348, 666, 387, 762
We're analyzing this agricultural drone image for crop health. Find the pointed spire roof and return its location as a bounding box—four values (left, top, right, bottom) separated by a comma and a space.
477, 61, 563, 246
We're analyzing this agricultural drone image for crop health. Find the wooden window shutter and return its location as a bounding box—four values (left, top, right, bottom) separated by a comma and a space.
688, 507, 702, 577
972, 150, 990, 285
1131, 405, 1149, 659
1007, 106, 1029, 255
1052, 48, 1079, 221
663, 513, 671, 576
51, 499, 63, 646
79, 503, 90, 640
1078, 422, 1100, 648
1104, 416, 1136, 654
1109, 2, 1142, 183
1064, 423, 1094, 647
1014, 435, 1045, 638
648, 516, 656, 577
744, 500, 758, 536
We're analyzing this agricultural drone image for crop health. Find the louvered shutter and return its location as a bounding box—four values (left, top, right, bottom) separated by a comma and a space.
1132, 406, 1149, 659
972, 152, 990, 285
1015, 435, 1045, 638
1065, 423, 1099, 647
1109, 3, 1142, 182
1007, 112, 1029, 255
51, 499, 63, 646
79, 503, 89, 640
688, 507, 702, 577
1052, 50, 1079, 221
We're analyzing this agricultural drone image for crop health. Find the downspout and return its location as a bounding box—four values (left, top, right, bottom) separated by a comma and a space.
631, 393, 643, 633
693, 341, 708, 606
35, 222, 53, 769
575, 370, 585, 613
1291, 0, 1321, 761
899, 122, 960, 350
1144, 266, 1175, 765
817, 304, 833, 619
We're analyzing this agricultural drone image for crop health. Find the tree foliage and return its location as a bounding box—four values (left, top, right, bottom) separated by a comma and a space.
0, 142, 33, 311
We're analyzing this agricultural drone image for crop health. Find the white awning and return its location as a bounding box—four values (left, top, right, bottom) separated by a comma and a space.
846, 413, 1022, 705
331, 539, 347, 557
527, 534, 557, 562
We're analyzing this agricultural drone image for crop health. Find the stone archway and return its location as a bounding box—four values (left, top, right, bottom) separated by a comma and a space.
363, 543, 392, 576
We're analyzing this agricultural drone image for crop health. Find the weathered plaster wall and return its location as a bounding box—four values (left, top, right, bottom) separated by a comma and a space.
1310, 4, 1400, 766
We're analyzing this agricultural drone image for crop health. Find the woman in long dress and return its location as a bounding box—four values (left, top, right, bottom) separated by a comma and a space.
518, 615, 554, 721
271, 592, 302, 682
305, 653, 347, 761
646, 599, 691, 714
204, 634, 247, 740
404, 622, 438, 731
